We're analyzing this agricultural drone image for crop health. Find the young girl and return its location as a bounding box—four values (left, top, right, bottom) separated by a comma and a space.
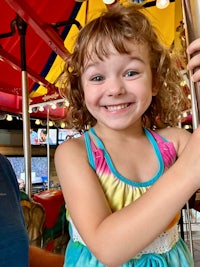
55, 4, 200, 267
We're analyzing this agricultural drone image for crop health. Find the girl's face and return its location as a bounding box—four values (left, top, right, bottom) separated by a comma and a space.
81, 42, 157, 131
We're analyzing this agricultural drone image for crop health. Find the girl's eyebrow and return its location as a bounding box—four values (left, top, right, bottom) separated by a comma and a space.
128, 56, 146, 65
84, 61, 101, 72
84, 54, 146, 73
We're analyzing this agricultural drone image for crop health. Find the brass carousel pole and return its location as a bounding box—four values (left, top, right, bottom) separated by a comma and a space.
46, 107, 50, 190
17, 16, 32, 198
181, 0, 200, 258
182, 0, 200, 128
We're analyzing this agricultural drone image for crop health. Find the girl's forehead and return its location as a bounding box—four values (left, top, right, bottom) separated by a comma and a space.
83, 40, 149, 65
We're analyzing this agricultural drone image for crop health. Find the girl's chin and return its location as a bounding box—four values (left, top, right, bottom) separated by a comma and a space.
99, 120, 135, 130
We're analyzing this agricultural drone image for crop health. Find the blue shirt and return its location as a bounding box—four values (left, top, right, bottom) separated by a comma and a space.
0, 154, 29, 267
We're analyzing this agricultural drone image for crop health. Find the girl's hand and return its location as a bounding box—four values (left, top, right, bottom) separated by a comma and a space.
187, 38, 200, 82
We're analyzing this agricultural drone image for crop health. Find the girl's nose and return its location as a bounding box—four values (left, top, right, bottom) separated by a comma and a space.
107, 79, 125, 97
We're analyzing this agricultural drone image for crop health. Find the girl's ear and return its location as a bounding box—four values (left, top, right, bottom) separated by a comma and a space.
151, 71, 159, 96
152, 86, 158, 96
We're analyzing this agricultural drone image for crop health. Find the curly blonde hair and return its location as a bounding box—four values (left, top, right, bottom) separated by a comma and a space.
59, 3, 190, 131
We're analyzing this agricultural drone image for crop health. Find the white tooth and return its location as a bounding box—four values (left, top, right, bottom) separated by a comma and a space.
107, 104, 128, 111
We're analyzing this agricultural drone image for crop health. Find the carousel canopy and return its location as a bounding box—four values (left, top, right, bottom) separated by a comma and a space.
0, 0, 184, 126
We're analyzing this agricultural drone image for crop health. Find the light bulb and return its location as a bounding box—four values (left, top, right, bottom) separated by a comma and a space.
156, 0, 169, 9
49, 121, 54, 127
60, 122, 66, 128
51, 103, 57, 110
6, 114, 13, 121
35, 119, 41, 125
63, 100, 70, 107
103, 0, 115, 4
39, 106, 44, 112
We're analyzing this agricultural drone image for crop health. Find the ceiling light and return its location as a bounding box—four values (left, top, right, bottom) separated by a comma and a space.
156, 0, 169, 9
103, 0, 115, 4
48, 121, 54, 127
51, 103, 57, 110
35, 119, 41, 125
60, 122, 66, 128
38, 106, 44, 112
63, 100, 70, 107
6, 114, 13, 121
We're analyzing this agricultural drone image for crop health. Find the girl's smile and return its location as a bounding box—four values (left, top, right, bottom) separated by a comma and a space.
104, 103, 131, 112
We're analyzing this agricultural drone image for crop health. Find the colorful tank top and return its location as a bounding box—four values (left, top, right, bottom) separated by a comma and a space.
64, 127, 194, 267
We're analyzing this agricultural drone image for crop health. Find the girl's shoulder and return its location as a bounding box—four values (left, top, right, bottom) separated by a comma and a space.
55, 135, 87, 163
154, 127, 191, 156
155, 127, 191, 139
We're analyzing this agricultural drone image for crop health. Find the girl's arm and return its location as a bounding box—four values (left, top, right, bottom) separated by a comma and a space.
29, 246, 64, 267
55, 127, 200, 267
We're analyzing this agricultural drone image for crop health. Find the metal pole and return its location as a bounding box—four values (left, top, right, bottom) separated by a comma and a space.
181, 0, 200, 258
17, 15, 32, 197
182, 0, 200, 128
22, 70, 32, 197
46, 107, 50, 190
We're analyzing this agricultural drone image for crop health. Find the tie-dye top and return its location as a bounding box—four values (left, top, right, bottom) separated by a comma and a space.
64, 127, 193, 267
87, 127, 176, 172
83, 127, 180, 228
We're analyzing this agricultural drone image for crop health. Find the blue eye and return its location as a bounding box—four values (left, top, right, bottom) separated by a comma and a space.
91, 75, 104, 82
125, 70, 138, 77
